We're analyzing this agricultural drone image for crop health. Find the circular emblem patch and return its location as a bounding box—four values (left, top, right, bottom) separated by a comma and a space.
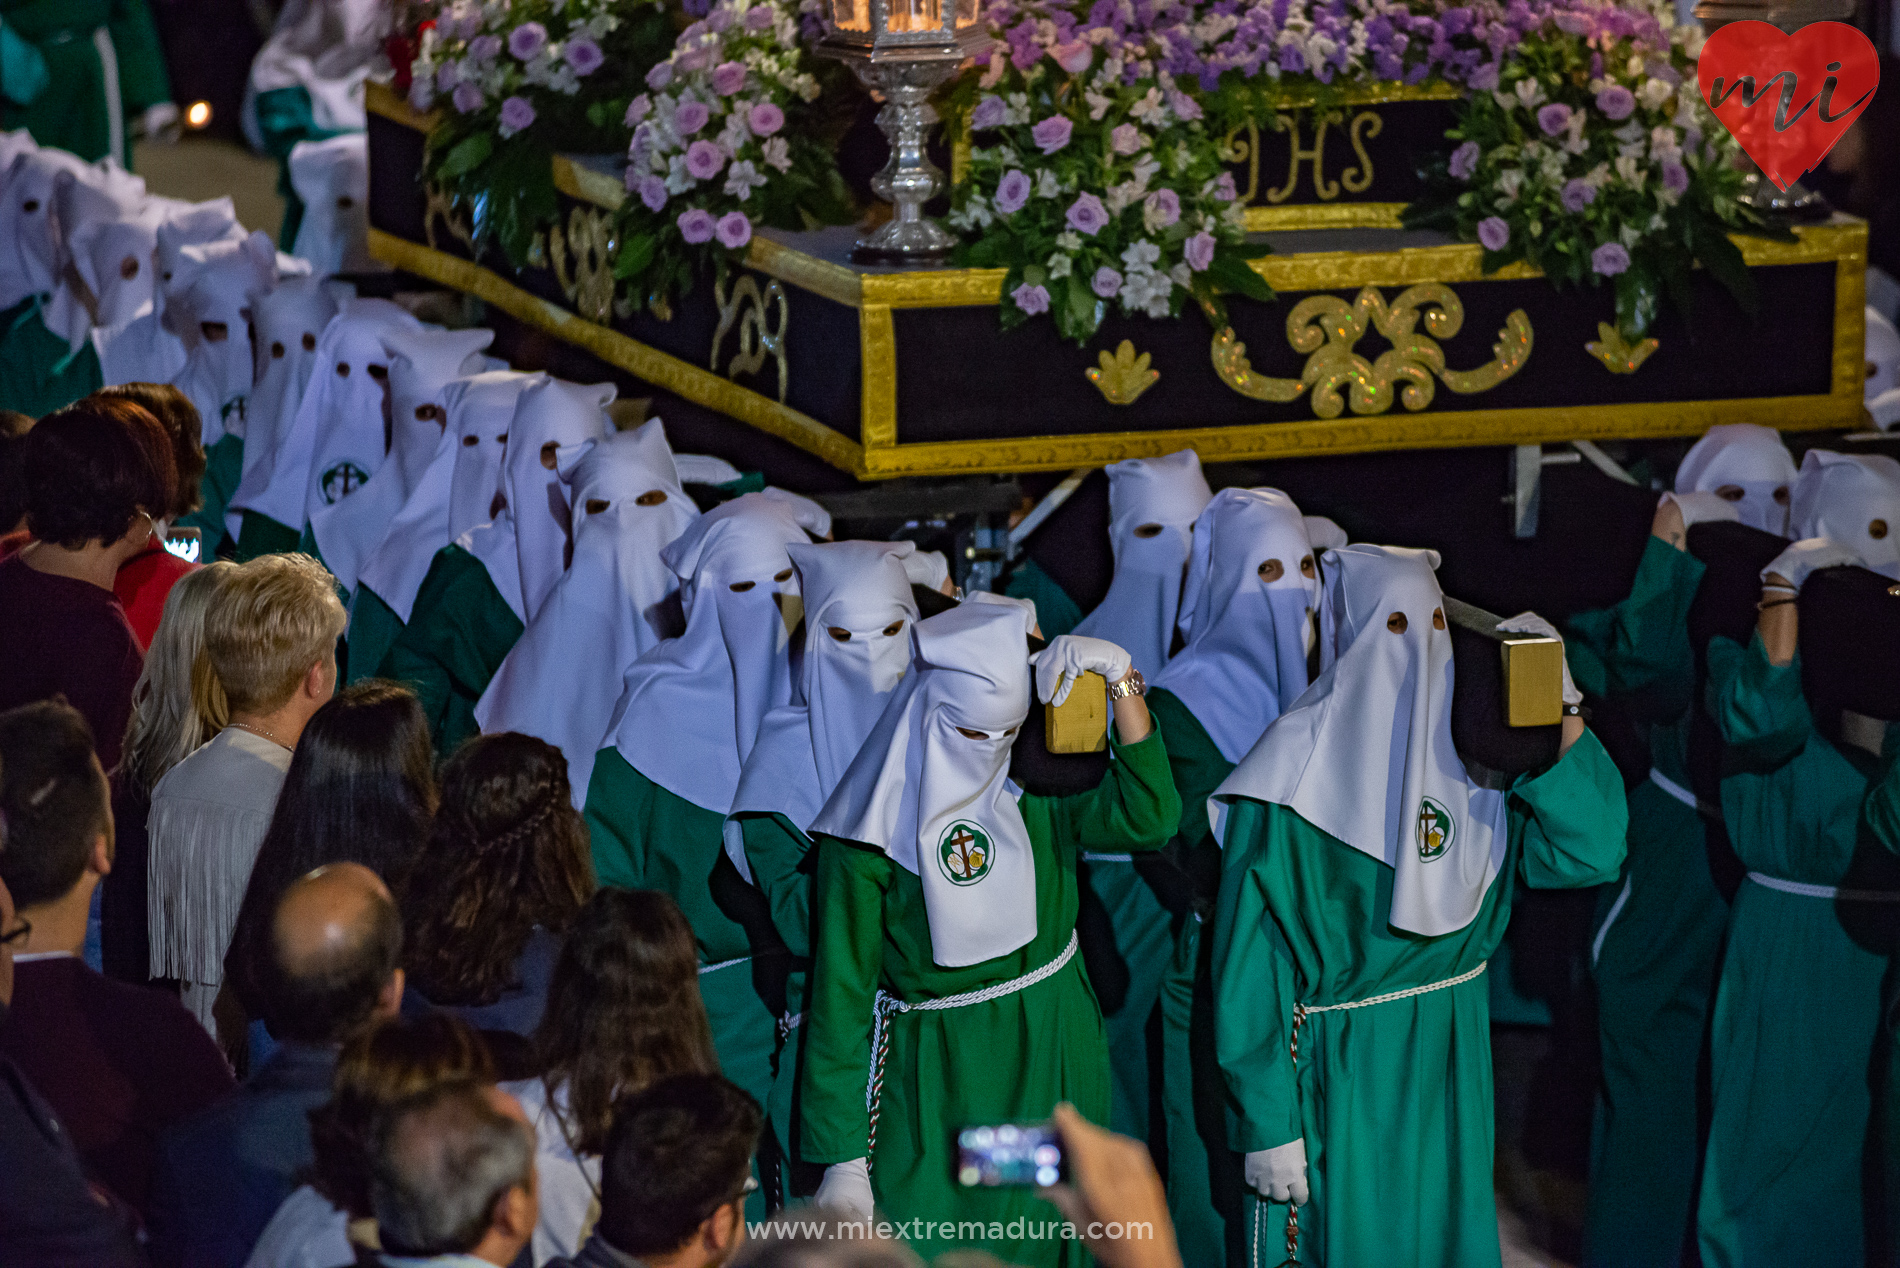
1416, 797, 1454, 861
937, 820, 994, 886
319, 461, 371, 504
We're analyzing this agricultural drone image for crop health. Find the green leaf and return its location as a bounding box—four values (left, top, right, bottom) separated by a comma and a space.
1065, 273, 1099, 335
615, 233, 657, 280
436, 132, 493, 180
1207, 252, 1274, 304
1692, 224, 1758, 318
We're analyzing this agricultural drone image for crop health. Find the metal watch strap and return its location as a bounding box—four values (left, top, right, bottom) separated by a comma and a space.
1108, 668, 1147, 700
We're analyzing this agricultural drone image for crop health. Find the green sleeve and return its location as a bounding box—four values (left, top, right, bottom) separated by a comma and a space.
379, 547, 524, 753
1563, 535, 1704, 707
799, 836, 890, 1164
1034, 721, 1182, 855
1509, 727, 1629, 889
107, 0, 170, 112
1209, 798, 1302, 1153
1704, 632, 1812, 770
1146, 688, 1234, 850
738, 812, 814, 958
0, 18, 50, 107
344, 587, 404, 686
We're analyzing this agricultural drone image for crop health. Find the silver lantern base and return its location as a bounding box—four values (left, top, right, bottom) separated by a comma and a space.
818, 47, 968, 265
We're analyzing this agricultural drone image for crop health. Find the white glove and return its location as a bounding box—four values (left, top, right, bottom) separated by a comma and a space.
1496, 611, 1582, 706
814, 1157, 874, 1220
1762, 536, 1863, 592
1030, 634, 1133, 706
675, 453, 743, 487
1661, 490, 1741, 528
901, 548, 952, 594
762, 487, 832, 539
1244, 1139, 1310, 1206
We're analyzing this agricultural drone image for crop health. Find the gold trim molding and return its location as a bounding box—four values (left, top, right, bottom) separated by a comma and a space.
365, 79, 440, 133
551, 156, 629, 212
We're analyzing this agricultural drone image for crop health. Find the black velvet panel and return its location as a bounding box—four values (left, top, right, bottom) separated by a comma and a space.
1223, 99, 1463, 210
1801, 565, 1900, 721
890, 264, 1837, 442
368, 112, 430, 246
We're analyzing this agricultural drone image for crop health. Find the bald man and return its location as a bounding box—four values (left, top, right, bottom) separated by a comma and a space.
148, 862, 405, 1268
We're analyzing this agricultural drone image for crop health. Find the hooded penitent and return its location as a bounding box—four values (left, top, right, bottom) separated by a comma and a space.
1153, 487, 1319, 762
503, 375, 615, 622
287, 133, 371, 276
476, 420, 702, 804
356, 369, 542, 621
309, 325, 494, 592
42, 163, 150, 353
168, 233, 280, 446
1071, 449, 1213, 681
1674, 423, 1798, 535
0, 147, 107, 310
90, 197, 245, 387
599, 491, 819, 814
1867, 307, 1900, 432
1790, 450, 1900, 579
226, 278, 344, 535
811, 599, 1041, 968
243, 0, 384, 148
1211, 544, 1508, 937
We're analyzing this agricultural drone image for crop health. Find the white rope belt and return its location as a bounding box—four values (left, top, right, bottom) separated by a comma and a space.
1649, 768, 1723, 821
1296, 960, 1488, 1018
699, 955, 751, 975
1747, 872, 1900, 903
864, 931, 1080, 1167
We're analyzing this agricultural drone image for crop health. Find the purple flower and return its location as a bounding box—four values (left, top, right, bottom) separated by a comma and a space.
1661, 161, 1689, 196
676, 48, 711, 72
647, 62, 675, 90
1213, 172, 1237, 202
971, 95, 1006, 130
1051, 40, 1092, 73
1184, 231, 1215, 272
715, 211, 752, 249
1144, 189, 1180, 229
1111, 124, 1143, 155
626, 95, 652, 126
675, 100, 711, 134
469, 34, 502, 61
748, 102, 784, 136
1477, 216, 1511, 251
408, 79, 435, 112
1449, 140, 1481, 181
1553, 10, 1593, 35
1561, 179, 1596, 213
678, 209, 717, 244
708, 8, 733, 32
712, 61, 748, 96
507, 22, 547, 61
635, 174, 668, 212
1011, 283, 1050, 315
436, 63, 461, 93
1595, 85, 1635, 121
1591, 242, 1631, 276
1092, 266, 1123, 299
1066, 192, 1109, 235
1031, 115, 1073, 155
745, 5, 775, 30
499, 95, 536, 134
685, 140, 726, 180
1536, 103, 1572, 136
1468, 61, 1500, 91
451, 81, 484, 113
994, 169, 1031, 214
565, 38, 604, 76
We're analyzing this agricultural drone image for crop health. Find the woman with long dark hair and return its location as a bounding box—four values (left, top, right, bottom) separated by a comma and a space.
505, 888, 718, 1262
225, 681, 436, 1022
400, 732, 596, 1037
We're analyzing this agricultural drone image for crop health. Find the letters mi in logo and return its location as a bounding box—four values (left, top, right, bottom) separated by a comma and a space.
1416, 798, 1454, 862
320, 461, 371, 505
938, 821, 994, 886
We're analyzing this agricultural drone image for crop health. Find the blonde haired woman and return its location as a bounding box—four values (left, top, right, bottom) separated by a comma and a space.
103, 562, 236, 985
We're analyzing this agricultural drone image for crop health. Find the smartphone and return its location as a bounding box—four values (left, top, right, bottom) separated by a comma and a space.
162, 526, 202, 563
956, 1122, 1065, 1188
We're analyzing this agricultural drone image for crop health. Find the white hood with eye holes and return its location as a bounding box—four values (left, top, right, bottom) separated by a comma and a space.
300, 299, 426, 530
1212, 545, 1509, 937
42, 165, 150, 353
167, 233, 279, 446
1153, 487, 1319, 762
1790, 449, 1900, 579
1675, 423, 1797, 535
0, 148, 112, 310
476, 420, 702, 805
1071, 449, 1212, 682
309, 325, 493, 593
1867, 307, 1900, 431
601, 492, 816, 814
228, 277, 343, 533
288, 133, 372, 276
503, 376, 613, 623
810, 600, 1041, 968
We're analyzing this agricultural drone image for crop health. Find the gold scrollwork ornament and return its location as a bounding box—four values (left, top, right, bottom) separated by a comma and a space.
1584, 322, 1659, 374
550, 207, 631, 326
422, 182, 474, 255
711, 274, 790, 403
1086, 341, 1161, 405
1209, 283, 1534, 418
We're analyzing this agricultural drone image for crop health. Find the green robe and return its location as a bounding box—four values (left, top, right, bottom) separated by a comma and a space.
376, 545, 522, 755
800, 724, 1181, 1268
0, 0, 169, 164
345, 585, 404, 686
235, 510, 303, 562
1696, 634, 1899, 1268
173, 434, 242, 560
1213, 730, 1627, 1268
734, 810, 820, 1195
0, 297, 102, 418
250, 84, 348, 250
1862, 746, 1900, 1268
1564, 535, 1728, 1268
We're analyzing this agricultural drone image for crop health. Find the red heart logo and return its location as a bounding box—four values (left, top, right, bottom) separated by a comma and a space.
1698, 21, 1880, 191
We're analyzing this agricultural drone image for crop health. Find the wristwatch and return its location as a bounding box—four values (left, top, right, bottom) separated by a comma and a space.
1107, 668, 1147, 700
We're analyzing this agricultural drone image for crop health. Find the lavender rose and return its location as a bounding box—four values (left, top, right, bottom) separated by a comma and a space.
1111, 124, 1143, 155
507, 22, 547, 61
1661, 161, 1689, 195
1213, 172, 1237, 202
565, 38, 604, 76
626, 96, 652, 126
1595, 85, 1635, 121
1591, 242, 1631, 275
685, 140, 726, 181
634, 174, 669, 212
715, 211, 752, 249
1184, 232, 1215, 272
675, 100, 711, 134
678, 209, 717, 244
708, 8, 733, 32
1561, 179, 1596, 213
1449, 141, 1481, 181
452, 82, 484, 113
1051, 40, 1092, 73
1477, 216, 1510, 251
498, 95, 535, 135
748, 102, 785, 136
1031, 115, 1073, 155
1011, 283, 1050, 315
971, 95, 1006, 131
1066, 192, 1109, 236
994, 169, 1031, 215
1536, 103, 1572, 136
469, 34, 501, 61
745, 5, 775, 29
1143, 189, 1180, 231
1092, 267, 1122, 299
712, 61, 748, 96
647, 62, 675, 90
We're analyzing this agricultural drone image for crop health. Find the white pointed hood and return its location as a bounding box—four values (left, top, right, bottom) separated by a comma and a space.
309, 325, 494, 591
504, 376, 614, 621
476, 420, 701, 804
0, 148, 104, 309
356, 369, 540, 620
227, 278, 345, 532
601, 491, 815, 813
168, 234, 279, 446
1071, 449, 1212, 681
811, 600, 1040, 967
1866, 307, 1900, 431
1153, 488, 1318, 761
43, 165, 150, 352
154, 201, 245, 327
1212, 545, 1507, 937
1675, 423, 1796, 535
301, 300, 425, 527
288, 134, 372, 276
1790, 449, 1900, 579
244, 0, 383, 146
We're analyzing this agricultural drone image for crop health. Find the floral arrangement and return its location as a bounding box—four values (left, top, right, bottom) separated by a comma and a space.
406, 0, 677, 265
1404, 0, 1786, 337
610, 0, 854, 316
